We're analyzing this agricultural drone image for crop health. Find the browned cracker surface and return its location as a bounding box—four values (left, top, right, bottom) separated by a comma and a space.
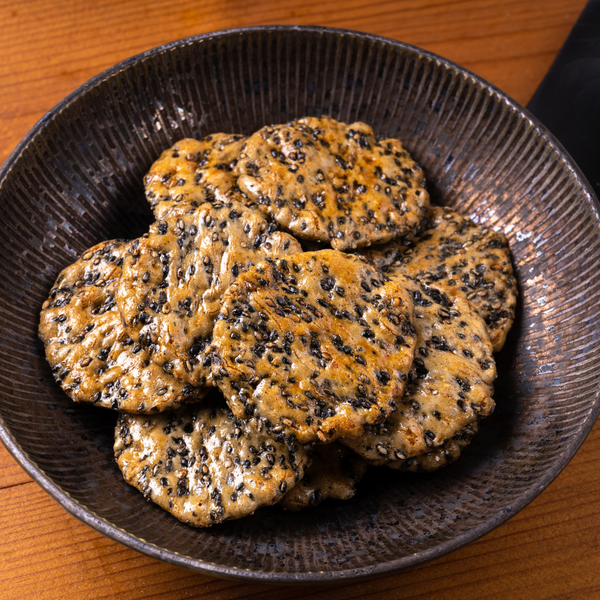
211, 250, 417, 444
235, 116, 429, 250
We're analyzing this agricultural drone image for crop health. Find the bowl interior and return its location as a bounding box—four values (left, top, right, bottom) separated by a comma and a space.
1, 26, 600, 582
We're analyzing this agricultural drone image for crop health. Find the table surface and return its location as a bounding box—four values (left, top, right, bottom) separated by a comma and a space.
1, 0, 599, 598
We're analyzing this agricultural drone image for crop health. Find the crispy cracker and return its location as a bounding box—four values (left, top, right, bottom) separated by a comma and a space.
115, 393, 310, 527
383, 206, 517, 351
116, 201, 302, 387
39, 240, 204, 412
211, 250, 417, 444
235, 116, 429, 250
342, 278, 495, 466
145, 134, 246, 219
280, 442, 367, 510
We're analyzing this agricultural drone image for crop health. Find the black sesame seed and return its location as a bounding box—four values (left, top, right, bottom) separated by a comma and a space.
320, 277, 334, 292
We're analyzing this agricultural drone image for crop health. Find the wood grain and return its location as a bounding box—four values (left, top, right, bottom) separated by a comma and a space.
1, 0, 598, 598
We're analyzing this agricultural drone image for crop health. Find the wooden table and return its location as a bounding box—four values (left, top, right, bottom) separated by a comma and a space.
1, 1, 599, 598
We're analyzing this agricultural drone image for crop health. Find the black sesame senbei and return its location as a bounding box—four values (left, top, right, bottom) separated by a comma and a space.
210, 250, 418, 444
235, 116, 430, 251
279, 442, 367, 511
341, 278, 496, 468
144, 134, 246, 220
376, 206, 517, 352
38, 240, 206, 413
116, 201, 303, 388
396, 422, 479, 473
114, 392, 310, 527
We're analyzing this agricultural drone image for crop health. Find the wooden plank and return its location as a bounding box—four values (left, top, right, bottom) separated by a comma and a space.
0, 483, 238, 599
0, 443, 32, 489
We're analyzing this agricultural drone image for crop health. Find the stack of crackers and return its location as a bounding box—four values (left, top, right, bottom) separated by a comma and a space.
39, 116, 517, 527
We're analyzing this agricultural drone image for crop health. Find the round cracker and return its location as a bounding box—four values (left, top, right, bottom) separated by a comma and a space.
395, 423, 478, 472
39, 240, 204, 413
341, 278, 496, 467
355, 219, 425, 271
280, 442, 367, 511
210, 250, 418, 444
235, 116, 430, 251
116, 201, 303, 387
144, 134, 246, 220
114, 393, 310, 527
386, 206, 517, 352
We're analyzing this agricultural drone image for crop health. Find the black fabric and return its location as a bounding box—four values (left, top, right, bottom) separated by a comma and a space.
528, 0, 600, 196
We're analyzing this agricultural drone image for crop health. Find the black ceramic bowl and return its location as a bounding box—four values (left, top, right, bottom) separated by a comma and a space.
1, 26, 599, 583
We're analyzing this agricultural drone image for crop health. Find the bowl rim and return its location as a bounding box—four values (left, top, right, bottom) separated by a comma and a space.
1, 23, 600, 584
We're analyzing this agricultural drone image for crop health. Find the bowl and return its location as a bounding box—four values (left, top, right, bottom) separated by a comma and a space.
1, 25, 599, 583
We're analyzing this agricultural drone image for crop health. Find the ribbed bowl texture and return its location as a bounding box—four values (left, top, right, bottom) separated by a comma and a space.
1, 26, 599, 583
